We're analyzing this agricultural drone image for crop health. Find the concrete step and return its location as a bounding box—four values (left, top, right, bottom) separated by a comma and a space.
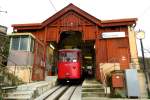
4, 90, 34, 96
3, 77, 57, 100
1, 86, 17, 93
82, 79, 105, 98
3, 95, 32, 100
82, 79, 103, 88
82, 88, 104, 92
82, 97, 108, 100
17, 81, 46, 91
82, 84, 103, 88
82, 91, 105, 97
3, 90, 34, 100
84, 80, 100, 84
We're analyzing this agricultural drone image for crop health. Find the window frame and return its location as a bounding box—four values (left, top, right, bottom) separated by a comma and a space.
10, 36, 20, 51
19, 36, 29, 51
10, 35, 33, 52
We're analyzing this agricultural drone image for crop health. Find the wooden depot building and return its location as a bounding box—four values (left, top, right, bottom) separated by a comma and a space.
9, 4, 139, 82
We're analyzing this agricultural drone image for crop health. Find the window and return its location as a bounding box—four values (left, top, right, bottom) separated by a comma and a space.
11, 36, 20, 50
59, 51, 77, 62
30, 37, 34, 52
10, 35, 33, 51
20, 36, 28, 50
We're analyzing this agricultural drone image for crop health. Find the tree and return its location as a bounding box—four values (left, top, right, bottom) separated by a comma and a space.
0, 34, 10, 66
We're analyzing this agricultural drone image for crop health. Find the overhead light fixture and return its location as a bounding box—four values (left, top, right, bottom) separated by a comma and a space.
84, 56, 92, 59
50, 44, 55, 50
94, 45, 95, 49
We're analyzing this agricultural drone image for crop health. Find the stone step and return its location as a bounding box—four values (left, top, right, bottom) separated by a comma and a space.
82, 88, 104, 92
82, 97, 108, 100
82, 80, 103, 88
82, 79, 105, 98
17, 81, 50, 91
4, 90, 34, 96
17, 82, 43, 91
84, 80, 100, 83
1, 86, 17, 93
3, 79, 57, 100
3, 90, 34, 100
82, 92, 105, 97
0, 83, 6, 87
82, 84, 103, 88
3, 95, 32, 100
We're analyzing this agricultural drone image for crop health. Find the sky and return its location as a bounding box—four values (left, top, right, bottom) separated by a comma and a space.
0, 0, 150, 57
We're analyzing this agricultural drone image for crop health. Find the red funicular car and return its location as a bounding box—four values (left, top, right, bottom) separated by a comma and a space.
58, 49, 82, 83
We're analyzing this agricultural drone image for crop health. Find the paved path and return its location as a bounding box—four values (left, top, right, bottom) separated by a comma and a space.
82, 97, 149, 100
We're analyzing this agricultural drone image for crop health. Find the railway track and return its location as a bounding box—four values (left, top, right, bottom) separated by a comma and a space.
35, 85, 81, 100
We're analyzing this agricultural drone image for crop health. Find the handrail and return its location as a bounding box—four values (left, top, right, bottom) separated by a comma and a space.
99, 57, 119, 96
99, 57, 118, 68
99, 57, 142, 95
0, 53, 17, 65
0, 53, 24, 86
99, 58, 118, 76
0, 53, 17, 75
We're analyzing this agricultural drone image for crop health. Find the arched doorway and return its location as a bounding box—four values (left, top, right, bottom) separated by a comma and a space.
58, 31, 82, 49
57, 31, 96, 79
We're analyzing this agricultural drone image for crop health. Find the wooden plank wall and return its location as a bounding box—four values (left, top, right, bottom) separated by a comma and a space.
96, 26, 130, 70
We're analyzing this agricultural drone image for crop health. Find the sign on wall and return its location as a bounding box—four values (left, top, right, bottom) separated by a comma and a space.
102, 32, 125, 39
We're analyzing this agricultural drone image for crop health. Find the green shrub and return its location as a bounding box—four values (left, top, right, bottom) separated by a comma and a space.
111, 92, 122, 98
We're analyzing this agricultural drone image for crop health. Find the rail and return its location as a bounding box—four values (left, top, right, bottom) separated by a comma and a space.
35, 85, 80, 100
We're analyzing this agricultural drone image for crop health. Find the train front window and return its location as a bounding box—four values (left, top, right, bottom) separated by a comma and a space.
59, 52, 77, 62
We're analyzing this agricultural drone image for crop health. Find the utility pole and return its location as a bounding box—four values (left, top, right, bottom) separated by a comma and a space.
136, 30, 150, 97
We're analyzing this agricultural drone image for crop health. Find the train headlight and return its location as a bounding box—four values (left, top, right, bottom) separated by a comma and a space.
73, 59, 77, 62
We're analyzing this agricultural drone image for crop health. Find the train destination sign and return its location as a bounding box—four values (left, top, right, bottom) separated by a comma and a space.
102, 32, 125, 39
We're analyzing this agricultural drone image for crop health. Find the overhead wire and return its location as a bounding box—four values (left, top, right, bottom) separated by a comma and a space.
48, 0, 57, 12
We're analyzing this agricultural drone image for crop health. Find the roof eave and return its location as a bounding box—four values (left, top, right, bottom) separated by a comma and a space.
101, 18, 137, 27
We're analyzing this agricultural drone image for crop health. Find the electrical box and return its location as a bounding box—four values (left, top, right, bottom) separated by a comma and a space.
125, 69, 140, 98
112, 74, 124, 88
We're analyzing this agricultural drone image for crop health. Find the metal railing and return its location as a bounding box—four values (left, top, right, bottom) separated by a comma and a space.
99, 57, 119, 95
99, 57, 147, 95
0, 53, 23, 86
